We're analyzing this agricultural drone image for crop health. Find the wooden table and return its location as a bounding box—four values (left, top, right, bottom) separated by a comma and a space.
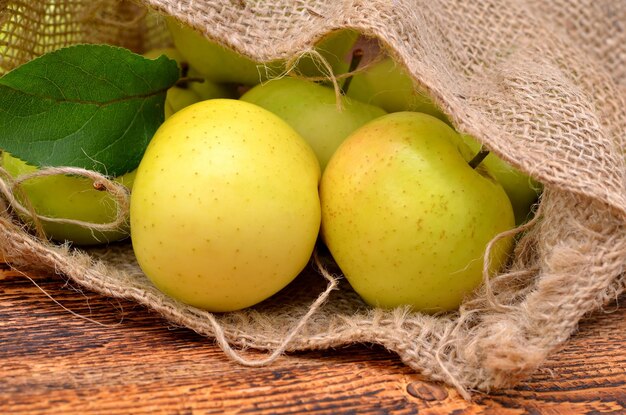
1, 264, 624, 414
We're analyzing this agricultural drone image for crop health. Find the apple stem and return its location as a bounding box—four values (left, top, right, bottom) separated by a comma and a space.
341, 48, 364, 95
180, 62, 190, 77
468, 147, 490, 169
175, 77, 205, 88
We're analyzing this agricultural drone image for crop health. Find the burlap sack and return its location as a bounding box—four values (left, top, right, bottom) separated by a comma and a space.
1, 0, 624, 399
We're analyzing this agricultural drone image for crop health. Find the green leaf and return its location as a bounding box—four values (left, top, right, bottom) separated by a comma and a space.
0, 44, 180, 176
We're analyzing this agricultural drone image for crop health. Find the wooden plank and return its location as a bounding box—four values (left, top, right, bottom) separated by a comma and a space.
0, 268, 624, 414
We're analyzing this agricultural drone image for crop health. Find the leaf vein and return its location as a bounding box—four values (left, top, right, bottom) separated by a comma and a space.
57, 54, 129, 97
0, 84, 169, 107
91, 100, 145, 161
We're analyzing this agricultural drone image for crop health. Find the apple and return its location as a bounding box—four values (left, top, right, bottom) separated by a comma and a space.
130, 99, 321, 312
346, 57, 449, 122
320, 112, 515, 312
240, 77, 386, 170
143, 48, 235, 118
143, 47, 201, 118
166, 17, 283, 85
295, 29, 359, 79
167, 18, 359, 86
162, 86, 201, 119
142, 47, 186, 65
460, 135, 541, 225
2, 152, 135, 245
186, 67, 237, 101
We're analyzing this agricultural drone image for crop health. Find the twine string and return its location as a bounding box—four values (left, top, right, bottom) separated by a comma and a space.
203, 249, 339, 366
0, 165, 131, 235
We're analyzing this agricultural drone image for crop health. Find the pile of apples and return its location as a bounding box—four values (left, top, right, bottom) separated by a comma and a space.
6, 19, 541, 314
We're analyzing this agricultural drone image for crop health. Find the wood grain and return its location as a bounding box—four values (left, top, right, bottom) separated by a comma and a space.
1, 266, 624, 414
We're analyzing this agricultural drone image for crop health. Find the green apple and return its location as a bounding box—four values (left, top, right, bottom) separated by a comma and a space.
240, 77, 386, 170
166, 17, 283, 85
187, 67, 237, 101
347, 57, 449, 122
295, 29, 359, 79
167, 18, 359, 86
2, 153, 135, 245
144, 48, 237, 101
142, 47, 186, 64
163, 86, 202, 119
320, 112, 515, 312
460, 135, 541, 225
130, 99, 321, 312
143, 47, 201, 118
143, 48, 234, 118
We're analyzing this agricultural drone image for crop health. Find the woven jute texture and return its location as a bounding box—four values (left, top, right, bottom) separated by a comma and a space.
1, 0, 625, 398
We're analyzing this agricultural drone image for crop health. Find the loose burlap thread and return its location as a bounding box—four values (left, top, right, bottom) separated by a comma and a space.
1, 0, 625, 399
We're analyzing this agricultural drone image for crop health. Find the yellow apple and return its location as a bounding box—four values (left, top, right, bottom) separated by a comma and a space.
320, 112, 514, 312
130, 99, 321, 312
